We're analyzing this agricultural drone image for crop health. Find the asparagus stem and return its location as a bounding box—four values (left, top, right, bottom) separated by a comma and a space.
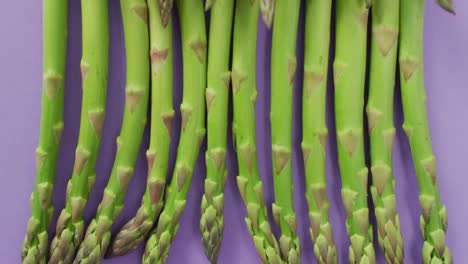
270, 0, 301, 262
301, 0, 337, 263
73, 0, 150, 262
399, 1, 451, 263
260, 0, 274, 29
106, 0, 174, 258
158, 0, 174, 27
366, 1, 404, 263
333, 1, 375, 263
143, 0, 207, 262
200, 0, 234, 262
48, 1, 110, 263
22, 1, 68, 263
231, 1, 282, 263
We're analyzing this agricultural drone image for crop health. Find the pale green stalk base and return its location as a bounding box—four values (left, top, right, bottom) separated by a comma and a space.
200, 0, 234, 262
106, 1, 174, 258
333, 1, 375, 263
366, 1, 404, 263
143, 0, 207, 262
73, 0, 150, 262
49, 1, 109, 263
302, 0, 337, 263
270, 0, 301, 262
399, 0, 451, 263
22, 1, 67, 263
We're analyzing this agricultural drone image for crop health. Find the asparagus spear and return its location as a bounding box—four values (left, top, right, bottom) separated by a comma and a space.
333, 1, 375, 263
200, 0, 234, 262
142, 0, 207, 262
270, 0, 301, 262
231, 1, 282, 263
301, 0, 337, 263
399, 1, 451, 262
21, 1, 68, 263
73, 0, 150, 262
366, 0, 404, 263
48, 1, 109, 263
106, 0, 174, 258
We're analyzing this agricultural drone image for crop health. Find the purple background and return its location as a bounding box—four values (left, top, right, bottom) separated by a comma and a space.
1, 1, 467, 263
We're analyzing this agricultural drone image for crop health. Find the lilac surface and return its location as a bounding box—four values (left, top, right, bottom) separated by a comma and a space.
0, 1, 467, 263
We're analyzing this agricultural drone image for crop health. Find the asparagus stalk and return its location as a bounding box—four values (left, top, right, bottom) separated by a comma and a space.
142, 0, 207, 262
260, 0, 274, 29
270, 0, 301, 262
106, 0, 174, 258
333, 1, 375, 263
399, 1, 451, 262
73, 0, 150, 262
200, 0, 234, 262
231, 1, 282, 263
366, 1, 404, 263
48, 1, 109, 263
22, 1, 68, 263
301, 0, 337, 263
158, 0, 174, 27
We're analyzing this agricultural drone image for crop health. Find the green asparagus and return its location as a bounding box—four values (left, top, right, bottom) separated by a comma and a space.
106, 0, 174, 258
231, 0, 282, 263
143, 0, 207, 262
48, 1, 109, 263
301, 0, 337, 263
399, 1, 451, 262
333, 1, 375, 263
22, 1, 68, 263
270, 0, 301, 262
73, 0, 150, 262
200, 0, 234, 262
366, 0, 404, 263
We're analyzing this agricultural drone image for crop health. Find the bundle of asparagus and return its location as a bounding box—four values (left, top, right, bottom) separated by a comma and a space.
49, 1, 110, 263
20, 0, 455, 263
143, 0, 207, 262
333, 0, 375, 262
231, 0, 282, 263
106, 0, 175, 257
73, 0, 150, 262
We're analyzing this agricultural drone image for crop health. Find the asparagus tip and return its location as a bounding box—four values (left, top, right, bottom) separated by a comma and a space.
436, 0, 455, 14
